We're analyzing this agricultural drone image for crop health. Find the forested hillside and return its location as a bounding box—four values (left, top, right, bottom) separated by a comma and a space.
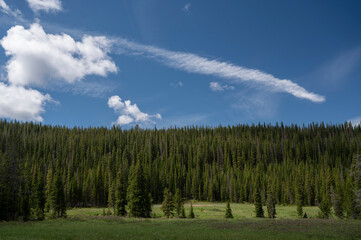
0, 120, 360, 220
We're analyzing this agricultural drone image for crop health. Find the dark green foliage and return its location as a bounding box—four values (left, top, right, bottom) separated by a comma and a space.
225, 200, 233, 219
174, 188, 184, 217
179, 204, 186, 218
266, 185, 276, 219
107, 183, 115, 210
344, 176, 358, 219
0, 135, 24, 221
296, 200, 303, 218
50, 169, 66, 218
114, 169, 127, 217
32, 168, 45, 220
351, 155, 361, 218
254, 181, 264, 218
127, 161, 152, 218
318, 192, 332, 219
0, 120, 361, 220
303, 212, 308, 218
161, 188, 175, 218
188, 203, 195, 218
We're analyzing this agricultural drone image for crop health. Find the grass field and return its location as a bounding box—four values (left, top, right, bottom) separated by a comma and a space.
1, 202, 360, 240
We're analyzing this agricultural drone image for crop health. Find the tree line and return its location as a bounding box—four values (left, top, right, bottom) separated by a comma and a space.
0, 120, 360, 221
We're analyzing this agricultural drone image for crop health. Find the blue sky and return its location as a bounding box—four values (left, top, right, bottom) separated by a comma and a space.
0, 0, 360, 128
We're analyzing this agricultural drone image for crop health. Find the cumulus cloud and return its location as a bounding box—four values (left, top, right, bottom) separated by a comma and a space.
0, 0, 21, 17
26, 0, 62, 13
0, 23, 117, 87
348, 116, 361, 127
0, 82, 53, 122
114, 38, 325, 103
108, 95, 161, 126
209, 82, 234, 91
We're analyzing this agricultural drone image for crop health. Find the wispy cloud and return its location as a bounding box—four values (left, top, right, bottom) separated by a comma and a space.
171, 81, 183, 88
306, 46, 361, 90
0, 0, 21, 18
183, 3, 191, 12
114, 38, 325, 103
231, 90, 278, 119
108, 95, 161, 126
26, 0, 62, 13
209, 82, 234, 91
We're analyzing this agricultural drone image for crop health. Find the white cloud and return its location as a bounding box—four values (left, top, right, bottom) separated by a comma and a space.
0, 82, 53, 122
183, 3, 191, 12
171, 81, 183, 88
108, 95, 162, 126
209, 82, 234, 91
348, 116, 361, 127
0, 0, 21, 17
115, 38, 325, 103
26, 0, 62, 13
0, 23, 117, 87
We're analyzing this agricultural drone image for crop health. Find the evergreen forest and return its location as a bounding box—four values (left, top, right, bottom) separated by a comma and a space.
0, 120, 360, 221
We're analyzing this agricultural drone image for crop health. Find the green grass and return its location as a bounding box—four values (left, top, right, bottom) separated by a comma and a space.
1, 203, 360, 240
67, 202, 320, 219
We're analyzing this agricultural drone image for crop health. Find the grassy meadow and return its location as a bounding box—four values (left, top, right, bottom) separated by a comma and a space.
0, 202, 360, 240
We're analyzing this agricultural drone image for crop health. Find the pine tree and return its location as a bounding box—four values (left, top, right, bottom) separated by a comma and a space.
127, 161, 152, 218
254, 181, 264, 218
174, 188, 183, 217
50, 168, 66, 218
44, 167, 53, 212
296, 174, 304, 218
330, 186, 343, 219
108, 183, 115, 210
225, 200, 233, 219
114, 169, 127, 217
266, 185, 276, 219
296, 200, 303, 218
351, 155, 361, 218
318, 191, 331, 219
344, 176, 357, 219
188, 202, 195, 218
161, 188, 175, 218
179, 204, 186, 218
33, 168, 45, 220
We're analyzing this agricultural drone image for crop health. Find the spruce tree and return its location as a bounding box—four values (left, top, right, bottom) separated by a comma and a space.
33, 168, 45, 220
127, 161, 152, 218
254, 181, 264, 218
344, 175, 357, 219
50, 168, 66, 218
114, 169, 127, 216
351, 155, 361, 218
266, 185, 276, 219
44, 167, 53, 212
330, 186, 343, 219
296, 174, 304, 218
161, 188, 175, 218
174, 188, 183, 217
188, 202, 195, 218
179, 204, 186, 218
225, 200, 233, 219
318, 191, 331, 219
296, 200, 303, 218
108, 183, 115, 211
